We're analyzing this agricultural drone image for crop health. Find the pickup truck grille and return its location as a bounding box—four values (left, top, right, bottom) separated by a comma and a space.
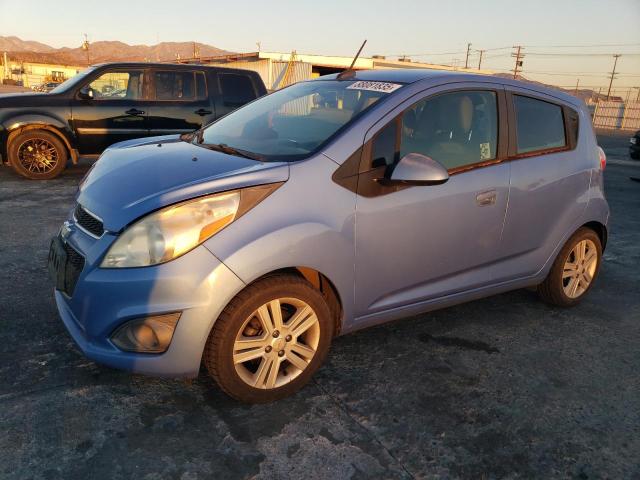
74, 204, 104, 238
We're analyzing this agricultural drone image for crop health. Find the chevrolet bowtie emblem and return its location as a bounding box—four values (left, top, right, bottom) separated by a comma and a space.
60, 221, 72, 240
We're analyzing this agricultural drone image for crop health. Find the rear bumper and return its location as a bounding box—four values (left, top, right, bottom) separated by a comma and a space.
54, 245, 245, 378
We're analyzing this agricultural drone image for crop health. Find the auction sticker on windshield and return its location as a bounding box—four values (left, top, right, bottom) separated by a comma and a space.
346, 81, 403, 93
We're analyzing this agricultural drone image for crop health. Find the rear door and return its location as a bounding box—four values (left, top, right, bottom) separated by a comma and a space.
147, 68, 215, 136
71, 68, 152, 154
214, 71, 261, 118
493, 89, 587, 282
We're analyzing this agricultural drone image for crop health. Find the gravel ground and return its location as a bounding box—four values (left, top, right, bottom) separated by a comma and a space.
0, 134, 638, 479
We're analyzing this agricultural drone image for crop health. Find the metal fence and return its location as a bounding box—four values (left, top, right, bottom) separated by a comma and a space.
592, 101, 640, 131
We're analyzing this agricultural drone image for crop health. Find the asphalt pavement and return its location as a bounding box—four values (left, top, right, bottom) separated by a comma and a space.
0, 134, 638, 479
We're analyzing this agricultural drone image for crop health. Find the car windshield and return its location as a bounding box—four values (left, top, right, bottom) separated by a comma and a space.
49, 67, 97, 93
198, 79, 403, 161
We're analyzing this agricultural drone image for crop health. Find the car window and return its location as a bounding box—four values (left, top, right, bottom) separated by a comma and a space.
154, 71, 206, 101
514, 95, 566, 154
371, 90, 498, 170
399, 90, 498, 170
219, 73, 257, 108
87, 71, 144, 100
200, 79, 396, 161
371, 120, 398, 168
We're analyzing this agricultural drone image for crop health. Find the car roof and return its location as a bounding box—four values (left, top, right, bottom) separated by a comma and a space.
90, 61, 253, 72
319, 68, 581, 107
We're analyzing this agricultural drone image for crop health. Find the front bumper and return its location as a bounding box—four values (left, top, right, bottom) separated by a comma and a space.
54, 243, 245, 378
630, 142, 640, 157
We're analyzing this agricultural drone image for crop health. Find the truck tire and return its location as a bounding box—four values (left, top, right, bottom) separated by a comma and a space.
8, 130, 68, 180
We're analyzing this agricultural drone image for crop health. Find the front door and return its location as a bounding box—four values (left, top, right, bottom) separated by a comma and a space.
71, 68, 151, 154
147, 69, 215, 136
354, 86, 510, 318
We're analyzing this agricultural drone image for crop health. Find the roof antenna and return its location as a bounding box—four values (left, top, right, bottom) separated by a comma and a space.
337, 40, 367, 80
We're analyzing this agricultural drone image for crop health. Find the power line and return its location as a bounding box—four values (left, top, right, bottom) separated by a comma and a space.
520, 42, 640, 48
526, 51, 640, 56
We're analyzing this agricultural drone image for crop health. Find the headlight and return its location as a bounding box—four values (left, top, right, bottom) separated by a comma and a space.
101, 183, 281, 268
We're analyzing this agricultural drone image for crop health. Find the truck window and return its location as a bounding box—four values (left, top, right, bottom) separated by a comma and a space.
154, 71, 206, 101
219, 73, 257, 108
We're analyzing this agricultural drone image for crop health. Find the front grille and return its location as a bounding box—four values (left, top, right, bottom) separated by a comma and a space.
62, 242, 84, 296
75, 204, 104, 237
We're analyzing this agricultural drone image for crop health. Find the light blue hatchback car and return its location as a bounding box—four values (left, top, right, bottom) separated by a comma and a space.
49, 69, 609, 403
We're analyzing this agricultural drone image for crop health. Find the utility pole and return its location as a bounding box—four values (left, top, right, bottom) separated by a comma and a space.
635, 87, 640, 103
464, 43, 472, 69
606, 54, 620, 101
82, 34, 90, 66
574, 78, 580, 95
477, 49, 485, 70
511, 46, 524, 79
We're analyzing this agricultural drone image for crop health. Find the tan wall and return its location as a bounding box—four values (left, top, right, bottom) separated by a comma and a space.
3, 61, 84, 87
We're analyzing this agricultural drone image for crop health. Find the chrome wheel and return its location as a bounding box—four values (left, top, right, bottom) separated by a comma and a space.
562, 239, 598, 299
233, 297, 320, 389
17, 137, 59, 174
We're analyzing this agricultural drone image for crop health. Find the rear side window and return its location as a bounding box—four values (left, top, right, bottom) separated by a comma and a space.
219, 73, 257, 108
514, 95, 566, 154
154, 71, 206, 101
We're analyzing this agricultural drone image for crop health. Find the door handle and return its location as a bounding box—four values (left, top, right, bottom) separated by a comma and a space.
194, 109, 212, 116
125, 108, 145, 116
476, 190, 497, 206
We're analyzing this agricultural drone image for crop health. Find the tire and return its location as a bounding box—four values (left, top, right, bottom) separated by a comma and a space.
8, 130, 68, 180
630, 151, 640, 160
538, 227, 602, 307
203, 273, 334, 403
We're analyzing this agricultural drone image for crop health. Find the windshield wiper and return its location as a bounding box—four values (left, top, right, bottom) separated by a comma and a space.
199, 142, 264, 161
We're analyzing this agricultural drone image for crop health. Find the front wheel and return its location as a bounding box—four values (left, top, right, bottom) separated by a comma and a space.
203, 274, 334, 403
8, 130, 68, 180
538, 227, 602, 307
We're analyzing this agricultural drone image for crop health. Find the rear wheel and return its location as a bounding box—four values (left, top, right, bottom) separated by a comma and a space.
203, 274, 334, 403
538, 227, 602, 307
8, 130, 68, 180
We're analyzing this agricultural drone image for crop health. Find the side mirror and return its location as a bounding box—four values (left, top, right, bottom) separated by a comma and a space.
78, 86, 94, 100
388, 153, 449, 186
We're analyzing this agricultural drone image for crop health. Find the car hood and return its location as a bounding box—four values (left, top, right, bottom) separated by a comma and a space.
77, 135, 289, 232
0, 91, 51, 104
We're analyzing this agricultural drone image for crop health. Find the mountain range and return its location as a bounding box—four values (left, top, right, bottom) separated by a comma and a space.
0, 36, 229, 65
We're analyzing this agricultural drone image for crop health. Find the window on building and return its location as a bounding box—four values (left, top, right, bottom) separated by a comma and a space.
514, 95, 566, 154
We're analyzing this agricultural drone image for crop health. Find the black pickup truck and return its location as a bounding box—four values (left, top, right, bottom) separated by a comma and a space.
0, 62, 267, 179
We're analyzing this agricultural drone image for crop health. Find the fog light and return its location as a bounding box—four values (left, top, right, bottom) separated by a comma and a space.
111, 313, 181, 353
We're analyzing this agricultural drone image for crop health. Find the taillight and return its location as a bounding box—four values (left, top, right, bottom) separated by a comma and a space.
597, 146, 606, 171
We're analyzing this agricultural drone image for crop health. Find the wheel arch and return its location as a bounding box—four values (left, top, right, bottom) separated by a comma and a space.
582, 221, 608, 250
247, 266, 344, 337
7, 121, 78, 164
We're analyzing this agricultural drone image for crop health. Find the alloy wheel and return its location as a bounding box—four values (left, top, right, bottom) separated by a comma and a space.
562, 239, 598, 299
233, 297, 320, 389
17, 137, 59, 174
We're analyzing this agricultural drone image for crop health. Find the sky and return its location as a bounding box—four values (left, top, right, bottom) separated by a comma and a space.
1, 0, 639, 94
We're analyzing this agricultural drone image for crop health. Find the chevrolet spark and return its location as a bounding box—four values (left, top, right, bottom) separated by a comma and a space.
50, 69, 609, 403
